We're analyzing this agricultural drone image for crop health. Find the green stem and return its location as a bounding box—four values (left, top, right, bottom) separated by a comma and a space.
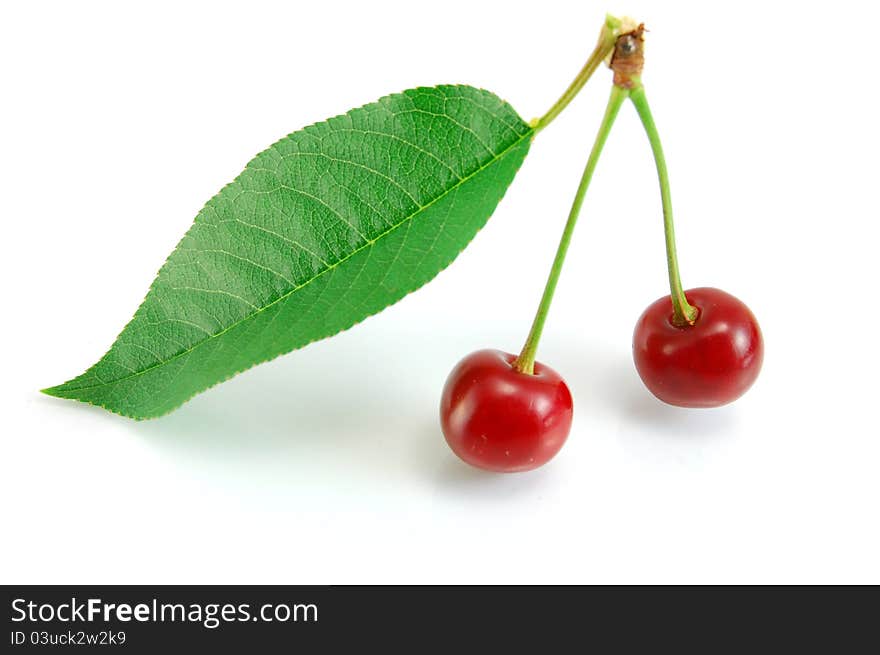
628, 83, 698, 325
532, 14, 622, 133
514, 85, 628, 374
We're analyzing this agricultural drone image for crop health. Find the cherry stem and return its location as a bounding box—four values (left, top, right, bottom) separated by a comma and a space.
532, 14, 623, 133
628, 82, 698, 326
514, 85, 628, 375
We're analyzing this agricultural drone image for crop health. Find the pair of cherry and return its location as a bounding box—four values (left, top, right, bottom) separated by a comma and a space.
440, 24, 763, 472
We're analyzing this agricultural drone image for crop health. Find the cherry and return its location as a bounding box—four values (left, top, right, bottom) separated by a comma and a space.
633, 287, 763, 407
438, 39, 638, 471
440, 350, 573, 472
438, 75, 630, 471
623, 53, 764, 409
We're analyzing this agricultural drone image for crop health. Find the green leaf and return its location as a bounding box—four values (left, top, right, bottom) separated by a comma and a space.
45, 85, 534, 419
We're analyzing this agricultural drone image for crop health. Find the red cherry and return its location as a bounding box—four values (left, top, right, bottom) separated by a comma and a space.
440, 349, 573, 472
633, 287, 763, 408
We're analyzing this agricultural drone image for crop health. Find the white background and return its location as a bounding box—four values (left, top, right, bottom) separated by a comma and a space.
2, 1, 878, 584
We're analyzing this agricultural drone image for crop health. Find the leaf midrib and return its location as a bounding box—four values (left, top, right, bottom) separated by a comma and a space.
63, 127, 534, 393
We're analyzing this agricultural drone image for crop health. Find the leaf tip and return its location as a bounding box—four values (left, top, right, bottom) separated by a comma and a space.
40, 384, 64, 398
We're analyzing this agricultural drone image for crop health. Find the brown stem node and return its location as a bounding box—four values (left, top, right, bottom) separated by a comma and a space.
610, 24, 646, 88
